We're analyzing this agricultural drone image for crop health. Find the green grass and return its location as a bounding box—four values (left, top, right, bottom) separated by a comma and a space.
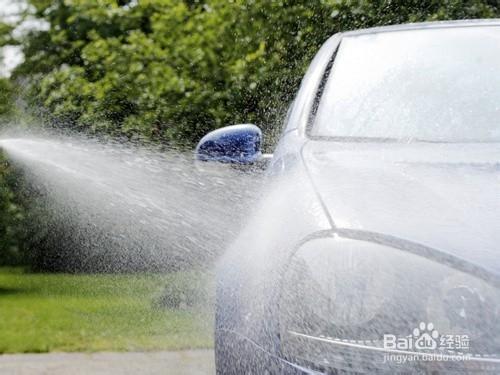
0, 267, 214, 353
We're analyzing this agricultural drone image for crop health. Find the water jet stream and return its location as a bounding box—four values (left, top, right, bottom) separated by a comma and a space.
0, 135, 262, 272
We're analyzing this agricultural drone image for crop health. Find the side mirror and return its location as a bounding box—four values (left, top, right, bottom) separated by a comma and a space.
195, 124, 262, 164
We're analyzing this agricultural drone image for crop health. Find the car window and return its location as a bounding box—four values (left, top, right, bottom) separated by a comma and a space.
312, 26, 500, 142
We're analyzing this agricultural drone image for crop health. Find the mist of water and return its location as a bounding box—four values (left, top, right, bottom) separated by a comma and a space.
0, 133, 263, 272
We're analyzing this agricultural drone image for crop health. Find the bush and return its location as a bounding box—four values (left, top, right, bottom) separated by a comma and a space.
0, 153, 24, 265
152, 271, 214, 310
0, 78, 14, 117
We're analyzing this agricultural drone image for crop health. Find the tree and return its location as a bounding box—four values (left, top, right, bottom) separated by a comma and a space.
0, 78, 14, 116
0, 154, 23, 265
7, 0, 500, 146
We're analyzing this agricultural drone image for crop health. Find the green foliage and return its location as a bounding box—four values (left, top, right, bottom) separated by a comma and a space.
0, 22, 14, 47
0, 155, 23, 265
8, 0, 498, 147
0, 78, 14, 117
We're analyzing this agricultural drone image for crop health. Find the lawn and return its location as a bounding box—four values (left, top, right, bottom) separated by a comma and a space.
0, 267, 214, 353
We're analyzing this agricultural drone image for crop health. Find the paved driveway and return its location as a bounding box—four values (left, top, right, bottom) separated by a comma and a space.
0, 350, 215, 374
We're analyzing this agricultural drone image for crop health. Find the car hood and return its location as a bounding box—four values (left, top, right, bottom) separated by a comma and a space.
302, 141, 500, 275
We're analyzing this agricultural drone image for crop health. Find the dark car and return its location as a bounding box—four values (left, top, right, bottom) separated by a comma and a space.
196, 20, 500, 374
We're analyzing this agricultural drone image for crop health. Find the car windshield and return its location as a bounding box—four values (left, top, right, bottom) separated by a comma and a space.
312, 26, 500, 142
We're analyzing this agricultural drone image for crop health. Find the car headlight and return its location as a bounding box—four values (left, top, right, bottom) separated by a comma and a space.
279, 236, 500, 373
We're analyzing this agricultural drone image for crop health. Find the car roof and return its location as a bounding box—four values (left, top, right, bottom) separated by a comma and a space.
340, 18, 500, 37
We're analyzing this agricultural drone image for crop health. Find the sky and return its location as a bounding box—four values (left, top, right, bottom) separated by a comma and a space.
1, 45, 23, 77
0, 0, 48, 77
0, 0, 23, 76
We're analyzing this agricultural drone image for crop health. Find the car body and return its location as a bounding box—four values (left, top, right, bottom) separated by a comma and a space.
196, 20, 500, 374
